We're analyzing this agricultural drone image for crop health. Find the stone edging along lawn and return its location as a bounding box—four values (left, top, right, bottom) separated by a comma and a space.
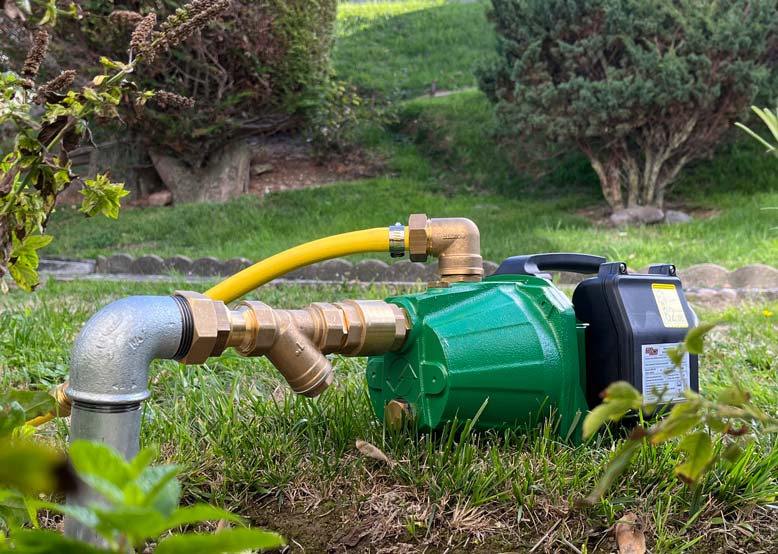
36, 256, 778, 310
39, 254, 778, 287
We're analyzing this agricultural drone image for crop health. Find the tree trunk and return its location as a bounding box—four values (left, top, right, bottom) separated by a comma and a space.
590, 157, 624, 209
150, 141, 251, 205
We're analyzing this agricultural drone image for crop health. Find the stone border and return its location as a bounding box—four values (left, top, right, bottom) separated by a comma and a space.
38, 255, 778, 289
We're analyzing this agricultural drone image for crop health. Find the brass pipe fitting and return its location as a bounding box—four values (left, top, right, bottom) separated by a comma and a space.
407, 213, 483, 282
53, 381, 72, 417
173, 292, 409, 398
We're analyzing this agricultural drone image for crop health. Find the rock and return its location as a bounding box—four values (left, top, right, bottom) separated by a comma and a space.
95, 255, 108, 273
482, 260, 499, 276
556, 271, 587, 285
223, 257, 252, 276
423, 262, 440, 281
164, 255, 193, 275
664, 210, 692, 224
730, 264, 778, 288
191, 256, 225, 276
610, 206, 665, 226
314, 259, 353, 281
147, 190, 172, 207
677, 263, 730, 288
286, 265, 319, 280
130, 255, 165, 275
687, 288, 739, 311
354, 259, 390, 282
387, 261, 428, 283
250, 163, 273, 177
150, 141, 251, 204
103, 253, 133, 274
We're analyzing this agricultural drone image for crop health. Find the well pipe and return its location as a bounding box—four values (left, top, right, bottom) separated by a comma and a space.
64, 295, 190, 543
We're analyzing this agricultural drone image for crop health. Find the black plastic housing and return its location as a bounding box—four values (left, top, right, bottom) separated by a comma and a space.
572, 262, 699, 408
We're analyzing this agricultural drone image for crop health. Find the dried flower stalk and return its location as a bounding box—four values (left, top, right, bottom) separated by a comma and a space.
22, 29, 50, 79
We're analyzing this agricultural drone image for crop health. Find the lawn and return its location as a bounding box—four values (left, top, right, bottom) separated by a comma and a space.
1, 280, 777, 552
44, 89, 778, 269
6, 1, 778, 552
42, 2, 778, 270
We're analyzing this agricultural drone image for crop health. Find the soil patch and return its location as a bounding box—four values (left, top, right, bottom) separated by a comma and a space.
247, 136, 385, 197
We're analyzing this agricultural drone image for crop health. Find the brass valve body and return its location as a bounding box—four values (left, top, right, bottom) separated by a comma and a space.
174, 292, 408, 397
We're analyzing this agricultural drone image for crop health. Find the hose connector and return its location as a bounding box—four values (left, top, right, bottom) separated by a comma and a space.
407, 213, 483, 282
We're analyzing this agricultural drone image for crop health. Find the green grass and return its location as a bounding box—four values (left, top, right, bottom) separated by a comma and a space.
2, 280, 778, 552
45, 93, 778, 269
39, 1, 778, 270
334, 0, 496, 98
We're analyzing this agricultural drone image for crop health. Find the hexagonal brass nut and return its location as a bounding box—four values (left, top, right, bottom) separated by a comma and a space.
408, 213, 429, 262
174, 291, 232, 364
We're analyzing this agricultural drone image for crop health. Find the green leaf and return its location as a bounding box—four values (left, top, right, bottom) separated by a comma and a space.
0, 402, 25, 438
583, 439, 642, 504
79, 175, 130, 219
93, 506, 168, 548
666, 345, 686, 367
128, 445, 159, 478
684, 321, 719, 355
145, 504, 244, 538
14, 0, 32, 15
0, 441, 64, 494
650, 400, 702, 444
721, 443, 744, 463
0, 490, 30, 528
0, 391, 54, 420
31, 500, 100, 530
135, 464, 182, 515
675, 432, 714, 484
68, 441, 131, 489
155, 528, 285, 554
8, 528, 113, 553
582, 381, 643, 439
716, 385, 750, 407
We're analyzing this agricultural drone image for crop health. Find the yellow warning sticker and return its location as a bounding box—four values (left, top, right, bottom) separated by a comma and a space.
651, 283, 689, 328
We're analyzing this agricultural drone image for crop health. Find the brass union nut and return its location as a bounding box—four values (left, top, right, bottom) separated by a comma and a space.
174, 291, 231, 364
408, 213, 429, 262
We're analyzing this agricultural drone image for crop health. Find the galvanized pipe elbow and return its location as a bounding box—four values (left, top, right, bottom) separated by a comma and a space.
65, 296, 187, 543
67, 296, 186, 413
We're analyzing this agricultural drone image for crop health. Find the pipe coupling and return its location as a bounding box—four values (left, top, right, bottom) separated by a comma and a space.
172, 293, 410, 398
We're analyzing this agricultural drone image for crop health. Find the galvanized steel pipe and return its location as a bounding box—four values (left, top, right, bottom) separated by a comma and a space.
64, 296, 188, 543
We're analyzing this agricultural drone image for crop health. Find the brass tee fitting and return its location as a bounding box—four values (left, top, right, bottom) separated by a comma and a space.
173, 292, 409, 397
407, 213, 483, 282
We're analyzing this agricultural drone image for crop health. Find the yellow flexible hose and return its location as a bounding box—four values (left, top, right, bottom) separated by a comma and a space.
205, 227, 407, 303
26, 412, 55, 427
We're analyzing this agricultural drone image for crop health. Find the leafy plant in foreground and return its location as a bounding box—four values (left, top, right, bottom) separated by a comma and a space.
0, 392, 283, 552
582, 322, 778, 504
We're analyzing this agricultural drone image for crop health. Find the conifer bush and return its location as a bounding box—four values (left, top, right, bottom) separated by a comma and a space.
478, 0, 778, 211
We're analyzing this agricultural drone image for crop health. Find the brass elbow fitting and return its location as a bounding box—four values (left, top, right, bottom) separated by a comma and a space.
407, 213, 483, 282
173, 292, 409, 397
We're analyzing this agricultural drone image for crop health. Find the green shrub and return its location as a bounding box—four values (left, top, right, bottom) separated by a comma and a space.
478, 0, 778, 211
74, 0, 337, 164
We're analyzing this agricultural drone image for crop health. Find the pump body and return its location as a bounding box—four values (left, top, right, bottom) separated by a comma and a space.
366, 254, 699, 439
367, 275, 588, 437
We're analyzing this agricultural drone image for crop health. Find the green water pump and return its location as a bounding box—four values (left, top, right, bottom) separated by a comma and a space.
366, 253, 699, 438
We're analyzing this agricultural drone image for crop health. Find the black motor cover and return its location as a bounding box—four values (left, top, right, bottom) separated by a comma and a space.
572, 262, 699, 408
